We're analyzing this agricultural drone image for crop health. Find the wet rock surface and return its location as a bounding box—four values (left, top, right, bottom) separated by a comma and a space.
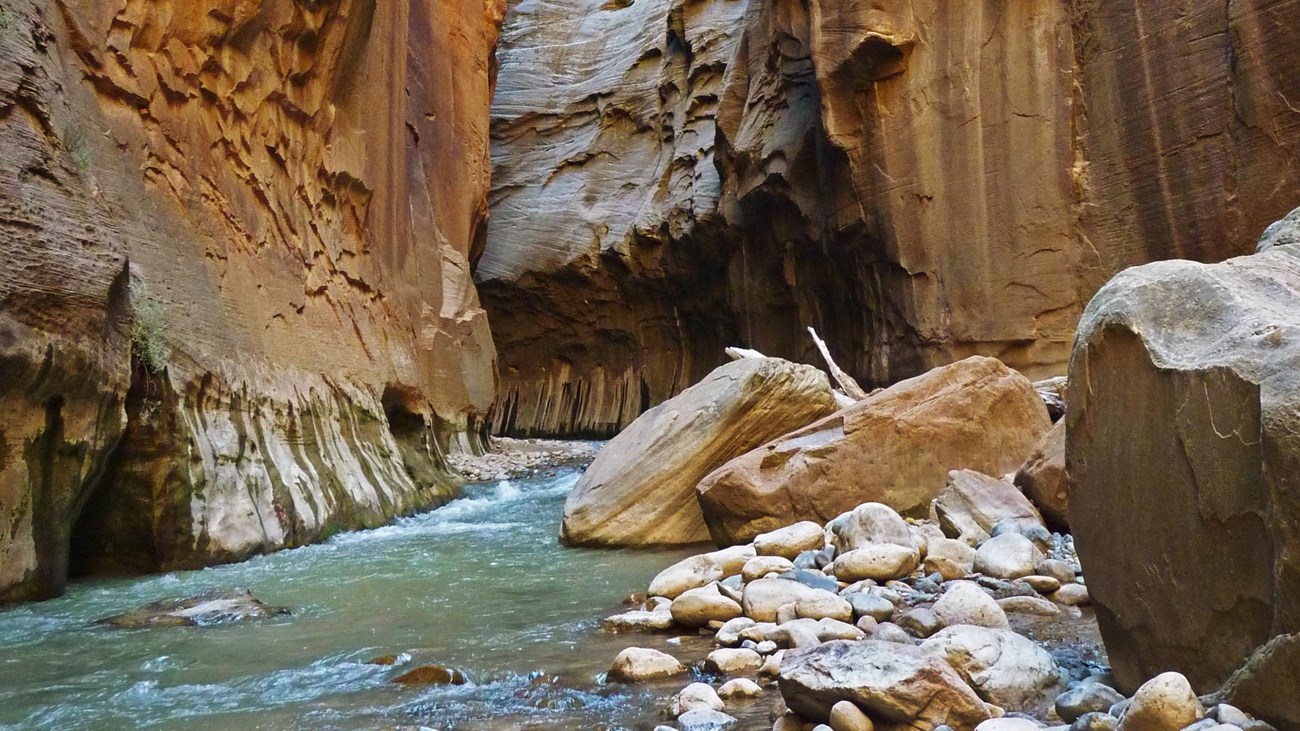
95, 589, 289, 629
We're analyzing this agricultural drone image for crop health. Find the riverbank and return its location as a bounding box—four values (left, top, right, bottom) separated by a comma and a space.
447, 437, 601, 482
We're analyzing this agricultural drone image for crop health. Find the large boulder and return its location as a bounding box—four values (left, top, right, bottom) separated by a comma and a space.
1014, 421, 1068, 531
561, 358, 837, 545
697, 356, 1051, 544
1068, 240, 1300, 729
777, 640, 992, 729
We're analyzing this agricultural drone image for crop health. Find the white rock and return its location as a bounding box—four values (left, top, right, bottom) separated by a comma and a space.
1117, 672, 1205, 731
1051, 584, 1091, 606
603, 609, 675, 632
718, 677, 764, 699
742, 555, 794, 583
706, 648, 764, 674
742, 577, 824, 622
715, 617, 757, 646
608, 647, 685, 682
671, 682, 725, 717
795, 592, 854, 623
648, 545, 757, 599
973, 533, 1044, 580
829, 699, 874, 731
832, 544, 920, 582
829, 503, 918, 553
755, 521, 826, 559
922, 625, 1066, 711
976, 719, 1044, 731
933, 580, 1009, 629
672, 584, 744, 627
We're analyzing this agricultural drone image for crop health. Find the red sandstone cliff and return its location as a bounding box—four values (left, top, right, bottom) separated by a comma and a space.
480, 0, 1300, 437
0, 0, 504, 602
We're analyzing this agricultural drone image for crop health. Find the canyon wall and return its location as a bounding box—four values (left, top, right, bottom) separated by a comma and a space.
481, 0, 1300, 437
0, 0, 503, 602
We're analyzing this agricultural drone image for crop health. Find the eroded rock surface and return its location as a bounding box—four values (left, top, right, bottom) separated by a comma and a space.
696, 356, 1051, 544
0, 0, 504, 602
1068, 242, 1300, 728
482, 0, 1300, 438
561, 357, 837, 545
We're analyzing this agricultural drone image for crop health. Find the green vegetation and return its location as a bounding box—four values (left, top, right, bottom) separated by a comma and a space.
63, 123, 92, 173
0, 7, 17, 34
129, 282, 167, 373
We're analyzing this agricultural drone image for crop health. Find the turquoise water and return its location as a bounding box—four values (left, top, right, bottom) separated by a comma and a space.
0, 469, 753, 730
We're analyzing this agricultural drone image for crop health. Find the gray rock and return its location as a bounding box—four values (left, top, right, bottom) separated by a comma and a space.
991, 519, 1054, 554
1256, 206, 1300, 252
922, 625, 1067, 712
781, 569, 841, 593
845, 592, 896, 622
974, 533, 1043, 580
777, 640, 991, 728
794, 550, 821, 570
1035, 559, 1076, 584
677, 708, 738, 731
873, 622, 916, 645
1056, 683, 1126, 723
672, 682, 725, 717
1070, 713, 1118, 731
933, 580, 1009, 629
896, 608, 942, 639
95, 589, 289, 628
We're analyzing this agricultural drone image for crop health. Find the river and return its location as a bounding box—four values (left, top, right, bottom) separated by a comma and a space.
0, 468, 760, 730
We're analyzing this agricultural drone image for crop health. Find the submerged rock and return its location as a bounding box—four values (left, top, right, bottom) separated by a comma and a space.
95, 589, 289, 629
391, 665, 468, 686
560, 357, 837, 546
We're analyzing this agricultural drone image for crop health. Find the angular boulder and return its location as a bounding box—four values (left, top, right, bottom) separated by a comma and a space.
95, 589, 288, 628
932, 469, 1046, 545
1014, 421, 1068, 531
561, 358, 837, 545
1068, 241, 1300, 729
697, 356, 1051, 545
777, 639, 991, 728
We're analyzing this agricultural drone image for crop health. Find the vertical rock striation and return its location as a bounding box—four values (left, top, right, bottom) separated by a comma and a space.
0, 0, 503, 602
482, 0, 1300, 437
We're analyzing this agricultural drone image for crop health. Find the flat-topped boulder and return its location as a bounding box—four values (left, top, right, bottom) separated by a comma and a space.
561, 357, 837, 545
95, 588, 289, 629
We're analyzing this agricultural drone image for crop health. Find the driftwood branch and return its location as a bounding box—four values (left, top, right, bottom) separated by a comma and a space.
807, 327, 868, 401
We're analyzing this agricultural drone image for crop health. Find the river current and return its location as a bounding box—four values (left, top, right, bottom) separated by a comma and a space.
0, 469, 750, 730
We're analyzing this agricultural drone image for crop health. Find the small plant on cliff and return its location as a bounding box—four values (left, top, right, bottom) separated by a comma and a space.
0, 6, 17, 34
129, 282, 167, 374
63, 123, 92, 173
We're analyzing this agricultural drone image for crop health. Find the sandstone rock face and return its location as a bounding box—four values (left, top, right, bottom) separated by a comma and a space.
482, 0, 1300, 438
560, 358, 837, 546
1014, 421, 1068, 532
1068, 244, 1300, 727
0, 0, 503, 602
697, 356, 1052, 544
